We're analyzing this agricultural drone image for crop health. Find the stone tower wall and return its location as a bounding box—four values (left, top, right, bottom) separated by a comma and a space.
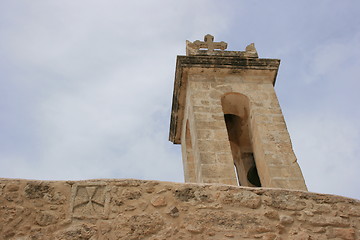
1, 179, 359, 239
182, 66, 306, 189
170, 56, 307, 190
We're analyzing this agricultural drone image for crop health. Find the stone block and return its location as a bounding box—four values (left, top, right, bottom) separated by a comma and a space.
199, 152, 216, 164
194, 113, 211, 121
221, 190, 261, 209
271, 114, 285, 123
211, 114, 225, 120
201, 164, 236, 179
195, 120, 225, 130
268, 179, 290, 189
268, 166, 292, 178
287, 179, 307, 191
193, 106, 212, 113
191, 91, 210, 99
213, 129, 230, 140
327, 228, 356, 240
197, 129, 213, 140
197, 140, 231, 153
209, 90, 223, 99
213, 84, 234, 93
188, 82, 210, 91
216, 153, 234, 165
253, 114, 272, 123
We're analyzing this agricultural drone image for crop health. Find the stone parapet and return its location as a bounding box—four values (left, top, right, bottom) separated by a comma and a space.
0, 178, 359, 239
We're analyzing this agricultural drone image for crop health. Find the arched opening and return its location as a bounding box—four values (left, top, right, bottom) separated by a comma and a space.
221, 93, 261, 187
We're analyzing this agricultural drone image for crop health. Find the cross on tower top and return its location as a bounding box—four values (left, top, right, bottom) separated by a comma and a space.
186, 34, 227, 55
185, 34, 258, 57
196, 34, 227, 52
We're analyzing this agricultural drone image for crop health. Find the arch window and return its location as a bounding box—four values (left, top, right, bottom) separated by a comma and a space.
221, 93, 261, 187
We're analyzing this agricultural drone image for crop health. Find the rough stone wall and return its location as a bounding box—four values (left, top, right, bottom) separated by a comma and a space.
0, 179, 359, 239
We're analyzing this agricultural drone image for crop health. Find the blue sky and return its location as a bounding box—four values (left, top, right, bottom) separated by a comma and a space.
0, 1, 359, 199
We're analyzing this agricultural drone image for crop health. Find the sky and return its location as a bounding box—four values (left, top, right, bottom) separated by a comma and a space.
0, 1, 359, 200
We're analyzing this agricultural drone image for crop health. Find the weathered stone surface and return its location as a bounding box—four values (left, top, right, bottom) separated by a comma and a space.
221, 190, 261, 209
327, 227, 356, 240
167, 206, 179, 217
24, 182, 52, 199
264, 210, 280, 220
120, 213, 164, 239
279, 214, 294, 225
0, 179, 359, 239
150, 196, 167, 207
173, 187, 194, 202
35, 210, 58, 226
170, 35, 307, 190
55, 223, 97, 240
263, 191, 307, 210
308, 215, 350, 227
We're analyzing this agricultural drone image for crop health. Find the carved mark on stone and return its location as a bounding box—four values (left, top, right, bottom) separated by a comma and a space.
70, 183, 109, 219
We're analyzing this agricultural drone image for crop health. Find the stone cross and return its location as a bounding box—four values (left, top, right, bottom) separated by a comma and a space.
189, 34, 227, 52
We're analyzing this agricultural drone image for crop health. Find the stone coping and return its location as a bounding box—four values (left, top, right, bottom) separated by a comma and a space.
0, 178, 359, 239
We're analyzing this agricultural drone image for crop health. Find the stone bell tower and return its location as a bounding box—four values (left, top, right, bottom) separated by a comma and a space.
169, 34, 307, 191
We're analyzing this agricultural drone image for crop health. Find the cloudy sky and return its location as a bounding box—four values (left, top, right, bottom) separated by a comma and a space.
1, 1, 359, 199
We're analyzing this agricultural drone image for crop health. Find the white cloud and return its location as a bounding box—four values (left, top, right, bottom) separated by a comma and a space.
303, 33, 360, 84
0, 0, 230, 182
288, 112, 360, 199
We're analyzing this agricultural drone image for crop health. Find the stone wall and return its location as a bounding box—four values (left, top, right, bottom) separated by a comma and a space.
0, 178, 359, 239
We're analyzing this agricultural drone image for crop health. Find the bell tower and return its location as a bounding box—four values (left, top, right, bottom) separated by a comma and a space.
169, 34, 307, 190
